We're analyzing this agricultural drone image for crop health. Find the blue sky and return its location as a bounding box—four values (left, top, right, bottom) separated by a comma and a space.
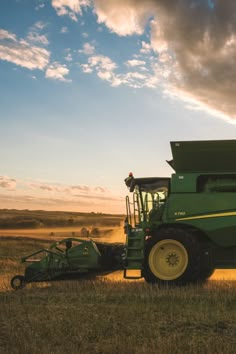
1, 0, 236, 213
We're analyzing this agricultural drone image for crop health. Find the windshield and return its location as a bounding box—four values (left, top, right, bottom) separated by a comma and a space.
142, 191, 166, 213
133, 181, 169, 223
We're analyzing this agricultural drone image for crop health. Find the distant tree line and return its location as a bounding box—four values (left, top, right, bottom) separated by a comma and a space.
0, 218, 43, 229
0, 211, 124, 229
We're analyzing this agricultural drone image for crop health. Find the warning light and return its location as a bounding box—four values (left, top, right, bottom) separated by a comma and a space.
129, 172, 133, 177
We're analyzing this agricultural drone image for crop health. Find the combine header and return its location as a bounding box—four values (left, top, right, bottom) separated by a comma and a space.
11, 140, 236, 289
11, 238, 125, 290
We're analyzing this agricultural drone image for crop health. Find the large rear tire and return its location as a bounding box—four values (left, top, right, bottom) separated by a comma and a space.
143, 228, 201, 286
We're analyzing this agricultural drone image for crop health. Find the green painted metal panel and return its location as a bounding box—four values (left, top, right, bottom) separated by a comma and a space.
171, 173, 197, 192
170, 140, 236, 172
166, 193, 236, 246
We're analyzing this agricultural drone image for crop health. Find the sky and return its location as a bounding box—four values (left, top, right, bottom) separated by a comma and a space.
1, 0, 236, 214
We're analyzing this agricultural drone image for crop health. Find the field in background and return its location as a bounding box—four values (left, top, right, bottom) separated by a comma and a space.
0, 226, 126, 243
0, 209, 124, 229
0, 210, 236, 353
0, 229, 236, 353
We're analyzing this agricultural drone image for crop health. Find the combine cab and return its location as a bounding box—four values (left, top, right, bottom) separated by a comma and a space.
124, 140, 236, 285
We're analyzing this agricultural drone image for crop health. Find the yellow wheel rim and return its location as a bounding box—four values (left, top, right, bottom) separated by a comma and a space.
149, 239, 188, 280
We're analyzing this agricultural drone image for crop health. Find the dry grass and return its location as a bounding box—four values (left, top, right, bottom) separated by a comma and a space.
0, 235, 236, 354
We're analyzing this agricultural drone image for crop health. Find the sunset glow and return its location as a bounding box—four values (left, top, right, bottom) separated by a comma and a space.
1, 1, 236, 212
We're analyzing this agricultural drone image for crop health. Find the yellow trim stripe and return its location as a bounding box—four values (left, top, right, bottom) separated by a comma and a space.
175, 211, 236, 221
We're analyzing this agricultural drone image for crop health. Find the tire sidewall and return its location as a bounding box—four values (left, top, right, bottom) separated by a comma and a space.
143, 227, 201, 285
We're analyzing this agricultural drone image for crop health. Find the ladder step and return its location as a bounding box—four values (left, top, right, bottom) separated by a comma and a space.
127, 247, 142, 250
126, 256, 144, 261
124, 266, 143, 270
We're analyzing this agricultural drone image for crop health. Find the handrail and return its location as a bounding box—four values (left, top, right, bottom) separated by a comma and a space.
126, 195, 132, 225
133, 192, 141, 226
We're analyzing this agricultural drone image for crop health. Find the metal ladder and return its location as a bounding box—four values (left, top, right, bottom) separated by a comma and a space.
124, 194, 145, 279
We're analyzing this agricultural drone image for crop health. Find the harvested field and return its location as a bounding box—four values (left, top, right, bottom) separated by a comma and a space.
0, 231, 236, 353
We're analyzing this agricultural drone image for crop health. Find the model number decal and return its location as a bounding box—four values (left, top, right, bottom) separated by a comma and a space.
174, 212, 186, 216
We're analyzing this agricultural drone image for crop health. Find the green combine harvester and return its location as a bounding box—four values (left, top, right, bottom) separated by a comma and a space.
11, 140, 236, 289
124, 139, 236, 285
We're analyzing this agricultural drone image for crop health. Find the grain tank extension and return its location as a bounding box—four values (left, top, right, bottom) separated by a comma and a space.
124, 140, 236, 285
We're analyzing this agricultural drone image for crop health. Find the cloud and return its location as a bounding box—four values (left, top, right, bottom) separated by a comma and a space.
94, 186, 106, 193
0, 176, 16, 191
126, 59, 146, 67
61, 26, 69, 33
27, 21, 49, 46
79, 42, 95, 55
88, 55, 117, 71
45, 62, 70, 81
51, 0, 90, 21
92, 0, 236, 120
164, 87, 235, 124
80, 48, 161, 88
35, 3, 45, 11
34, 21, 46, 30
0, 29, 17, 41
71, 185, 90, 192
80, 48, 162, 88
81, 53, 124, 85
29, 182, 66, 193
28, 181, 111, 197
80, 63, 93, 73
72, 193, 123, 202
0, 178, 123, 212
125, 72, 146, 80
140, 41, 152, 54
27, 32, 49, 46
0, 26, 72, 84
94, 0, 155, 36
65, 52, 72, 61
0, 29, 50, 70
97, 70, 112, 81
